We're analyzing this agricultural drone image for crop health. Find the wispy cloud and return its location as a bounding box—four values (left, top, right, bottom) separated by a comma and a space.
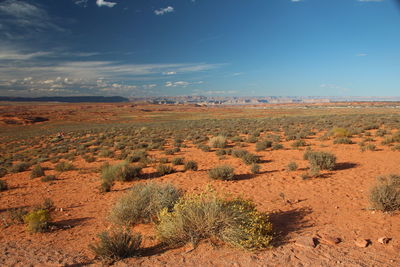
356, 53, 367, 57
75, 0, 89, 7
154, 6, 174, 15
0, 0, 63, 39
96, 0, 117, 8
357, 0, 384, 2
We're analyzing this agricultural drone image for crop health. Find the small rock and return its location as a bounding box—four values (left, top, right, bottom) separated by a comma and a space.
321, 235, 341, 245
378, 237, 391, 244
355, 238, 370, 248
59, 208, 63, 212
295, 237, 317, 248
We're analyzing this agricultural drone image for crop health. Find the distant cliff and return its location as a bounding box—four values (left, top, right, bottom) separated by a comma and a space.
0, 96, 129, 103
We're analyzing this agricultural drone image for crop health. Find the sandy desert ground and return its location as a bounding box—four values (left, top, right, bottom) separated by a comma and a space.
0, 102, 399, 266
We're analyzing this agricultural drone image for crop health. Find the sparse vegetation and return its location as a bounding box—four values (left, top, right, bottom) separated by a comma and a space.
208, 165, 235, 180
287, 162, 298, 171
304, 151, 336, 171
90, 229, 142, 261
184, 160, 198, 171
23, 209, 51, 233
369, 174, 400, 212
30, 164, 45, 178
156, 190, 273, 250
109, 183, 181, 226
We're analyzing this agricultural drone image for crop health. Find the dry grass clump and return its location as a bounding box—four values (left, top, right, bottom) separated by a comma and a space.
55, 161, 74, 172
109, 182, 182, 226
330, 127, 352, 138
208, 165, 235, 180
0, 180, 8, 191
10, 162, 30, 173
156, 190, 273, 250
156, 164, 175, 176
90, 229, 142, 262
369, 174, 400, 212
286, 162, 298, 171
30, 164, 45, 178
209, 135, 228, 148
255, 140, 272, 152
101, 162, 142, 183
184, 160, 198, 171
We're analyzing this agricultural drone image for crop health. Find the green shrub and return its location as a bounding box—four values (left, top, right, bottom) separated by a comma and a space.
232, 149, 248, 158
208, 165, 235, 180
171, 157, 184, 165
55, 161, 74, 172
250, 164, 261, 174
90, 230, 142, 261
255, 140, 272, 152
184, 160, 198, 171
109, 183, 182, 225
291, 140, 307, 149
287, 162, 298, 171
208, 135, 228, 149
0, 180, 8, 191
101, 162, 142, 182
40, 174, 56, 182
369, 174, 400, 212
156, 190, 273, 250
304, 151, 336, 170
0, 168, 7, 178
333, 137, 353, 144
10, 162, 30, 173
156, 164, 174, 176
8, 207, 28, 224
272, 143, 284, 150
246, 136, 258, 143
23, 209, 51, 233
241, 153, 260, 165
30, 165, 45, 178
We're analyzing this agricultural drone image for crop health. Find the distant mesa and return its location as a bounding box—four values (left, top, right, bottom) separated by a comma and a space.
0, 96, 129, 103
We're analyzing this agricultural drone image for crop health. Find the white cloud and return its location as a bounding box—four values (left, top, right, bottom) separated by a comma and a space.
75, 0, 88, 7
356, 53, 367, 57
0, 0, 63, 39
96, 0, 117, 8
154, 6, 174, 15
163, 71, 177, 75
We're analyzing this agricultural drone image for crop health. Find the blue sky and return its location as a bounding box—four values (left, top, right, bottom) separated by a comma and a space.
0, 0, 399, 97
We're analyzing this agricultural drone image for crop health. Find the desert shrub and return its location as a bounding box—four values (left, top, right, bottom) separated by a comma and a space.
209, 135, 228, 149
101, 162, 142, 182
272, 143, 284, 150
291, 140, 307, 149
10, 162, 30, 173
99, 149, 114, 158
369, 174, 400, 212
83, 155, 96, 163
287, 162, 298, 171
0, 168, 7, 178
246, 136, 258, 143
208, 165, 235, 180
109, 183, 181, 225
126, 151, 147, 163
165, 149, 175, 155
156, 164, 174, 176
375, 129, 387, 137
55, 161, 74, 172
156, 191, 273, 250
41, 175, 56, 182
30, 165, 45, 178
171, 157, 184, 165
304, 151, 336, 170
8, 207, 28, 224
0, 180, 8, 191
232, 149, 248, 158
255, 140, 272, 152
241, 153, 260, 165
90, 230, 142, 261
331, 127, 351, 138
215, 149, 227, 156
250, 164, 260, 174
23, 209, 51, 233
159, 157, 168, 164
333, 137, 353, 144
391, 144, 400, 151
184, 160, 198, 171
198, 144, 211, 152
